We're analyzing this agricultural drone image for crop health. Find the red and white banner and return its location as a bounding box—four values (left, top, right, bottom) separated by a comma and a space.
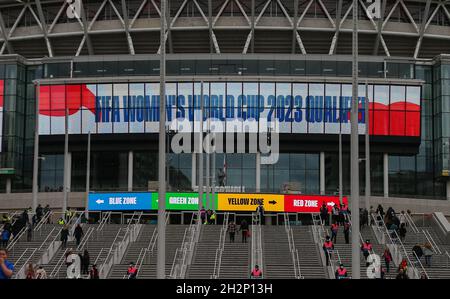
284, 194, 348, 213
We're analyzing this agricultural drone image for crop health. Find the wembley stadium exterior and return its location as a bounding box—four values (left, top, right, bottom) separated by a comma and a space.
0, 0, 449, 215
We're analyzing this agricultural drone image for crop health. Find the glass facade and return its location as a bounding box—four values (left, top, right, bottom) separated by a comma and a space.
0, 56, 448, 200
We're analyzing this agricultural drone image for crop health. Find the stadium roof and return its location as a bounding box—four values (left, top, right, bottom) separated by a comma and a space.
0, 0, 450, 58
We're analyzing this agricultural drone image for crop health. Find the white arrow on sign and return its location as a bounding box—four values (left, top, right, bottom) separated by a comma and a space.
96, 199, 104, 204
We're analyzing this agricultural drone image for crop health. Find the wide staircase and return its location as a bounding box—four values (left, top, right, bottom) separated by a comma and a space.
291, 226, 327, 279
108, 224, 156, 278
42, 223, 127, 278
7, 223, 60, 277
109, 225, 187, 278
262, 226, 295, 278
186, 225, 221, 279
402, 224, 450, 279
329, 225, 392, 279
218, 230, 250, 279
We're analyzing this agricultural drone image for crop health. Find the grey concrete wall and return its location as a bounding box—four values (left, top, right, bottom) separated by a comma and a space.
0, 192, 85, 211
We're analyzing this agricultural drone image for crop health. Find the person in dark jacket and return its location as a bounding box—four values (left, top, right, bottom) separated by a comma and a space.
343, 221, 350, 244
376, 204, 384, 219
323, 236, 334, 266
239, 219, 249, 243
35, 204, 43, 222
89, 264, 99, 279
81, 249, 90, 275
399, 223, 407, 242
412, 244, 423, 263
320, 202, 329, 226
74, 224, 84, 246
227, 221, 237, 243
61, 225, 69, 249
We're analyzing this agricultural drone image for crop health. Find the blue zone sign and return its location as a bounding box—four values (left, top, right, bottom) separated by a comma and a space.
88, 192, 152, 211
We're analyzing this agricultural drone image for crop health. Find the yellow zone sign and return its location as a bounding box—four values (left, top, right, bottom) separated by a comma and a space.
217, 193, 284, 212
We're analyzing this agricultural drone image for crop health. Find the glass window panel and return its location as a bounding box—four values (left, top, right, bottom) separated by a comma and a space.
390, 85, 406, 110
128, 83, 146, 133
324, 84, 340, 134
307, 84, 324, 134
292, 84, 307, 134
276, 83, 292, 133
145, 83, 159, 133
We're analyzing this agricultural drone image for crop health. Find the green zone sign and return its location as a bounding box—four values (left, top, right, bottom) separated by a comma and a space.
151, 192, 218, 210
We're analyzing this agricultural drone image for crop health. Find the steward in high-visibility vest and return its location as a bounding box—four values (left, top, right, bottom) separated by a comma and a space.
58, 218, 66, 225
361, 240, 373, 266
127, 263, 138, 279
335, 264, 348, 279
250, 265, 262, 278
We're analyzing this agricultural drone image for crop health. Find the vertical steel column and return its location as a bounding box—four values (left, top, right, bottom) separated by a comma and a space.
383, 153, 389, 198
63, 107, 69, 213
256, 152, 261, 192
128, 151, 133, 191
157, 0, 167, 280
32, 82, 40, 211
365, 81, 371, 211
320, 152, 325, 195
351, 0, 361, 279
85, 132, 91, 219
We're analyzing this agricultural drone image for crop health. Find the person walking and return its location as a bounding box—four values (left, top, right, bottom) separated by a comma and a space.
239, 219, 249, 243
127, 262, 138, 279
396, 268, 409, 279
330, 221, 339, 244
382, 247, 393, 273
74, 224, 84, 246
323, 236, 334, 266
256, 203, 265, 225
343, 221, 350, 244
227, 221, 237, 243
25, 263, 35, 279
26, 222, 33, 242
61, 225, 69, 249
35, 204, 43, 223
89, 264, 99, 279
423, 242, 433, 267
320, 202, 329, 226
35, 266, 47, 279
250, 265, 262, 278
332, 204, 340, 224
412, 244, 423, 264
335, 264, 348, 279
200, 208, 206, 225
82, 249, 90, 275
361, 240, 373, 266
1, 229, 10, 248
369, 206, 376, 225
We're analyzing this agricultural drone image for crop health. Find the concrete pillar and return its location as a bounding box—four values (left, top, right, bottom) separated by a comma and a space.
320, 152, 325, 195
256, 152, 261, 192
447, 180, 450, 200
128, 150, 133, 192
6, 178, 11, 194
191, 153, 196, 190
383, 153, 389, 198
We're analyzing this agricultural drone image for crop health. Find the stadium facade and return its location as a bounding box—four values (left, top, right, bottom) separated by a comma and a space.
0, 0, 449, 213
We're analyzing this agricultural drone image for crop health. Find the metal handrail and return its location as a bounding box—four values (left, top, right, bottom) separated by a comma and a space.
96, 212, 112, 232
387, 225, 421, 279
33, 211, 52, 232
422, 229, 442, 255
76, 227, 95, 252
211, 212, 229, 278
13, 248, 38, 279
49, 248, 69, 278
412, 251, 429, 279
6, 225, 27, 251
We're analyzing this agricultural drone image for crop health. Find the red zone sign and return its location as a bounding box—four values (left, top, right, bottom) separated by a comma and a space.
284, 195, 349, 213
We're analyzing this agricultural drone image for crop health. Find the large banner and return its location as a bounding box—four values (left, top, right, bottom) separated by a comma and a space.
88, 191, 348, 213
38, 82, 421, 137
